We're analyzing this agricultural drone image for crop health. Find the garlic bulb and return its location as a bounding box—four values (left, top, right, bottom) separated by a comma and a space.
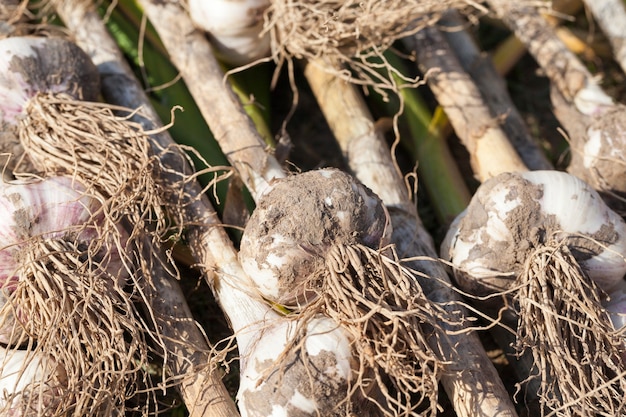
442, 170, 626, 296
239, 168, 390, 305
237, 315, 356, 417
568, 105, 626, 213
0, 36, 99, 125
188, 0, 271, 66
0, 176, 129, 344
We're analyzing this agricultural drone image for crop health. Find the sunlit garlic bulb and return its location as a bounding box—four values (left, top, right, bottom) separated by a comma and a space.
237, 315, 356, 417
0, 36, 99, 126
188, 0, 271, 66
239, 168, 390, 306
0, 347, 61, 416
442, 170, 626, 296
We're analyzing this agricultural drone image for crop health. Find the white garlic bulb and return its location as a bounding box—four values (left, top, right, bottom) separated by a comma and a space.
569, 105, 626, 213
442, 170, 626, 296
0, 347, 59, 415
188, 0, 271, 66
604, 279, 626, 332
237, 315, 355, 417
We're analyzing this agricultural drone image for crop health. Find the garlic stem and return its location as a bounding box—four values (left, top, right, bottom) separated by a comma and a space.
136, 0, 285, 200
404, 25, 528, 181
304, 59, 519, 417
438, 10, 553, 171
486, 0, 614, 116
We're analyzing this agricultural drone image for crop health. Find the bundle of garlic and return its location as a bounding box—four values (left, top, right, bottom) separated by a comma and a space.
442, 170, 626, 416
0, 34, 173, 415
238, 168, 447, 416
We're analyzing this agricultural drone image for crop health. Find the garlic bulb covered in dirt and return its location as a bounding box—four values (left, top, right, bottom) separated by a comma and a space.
0, 36, 99, 171
442, 170, 626, 296
237, 315, 361, 417
568, 105, 626, 214
188, 0, 271, 66
0, 36, 99, 126
239, 168, 390, 306
442, 170, 626, 416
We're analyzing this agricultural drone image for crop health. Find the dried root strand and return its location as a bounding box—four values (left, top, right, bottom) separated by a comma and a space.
516, 242, 626, 417
4, 237, 149, 416
294, 244, 447, 416
266, 0, 486, 90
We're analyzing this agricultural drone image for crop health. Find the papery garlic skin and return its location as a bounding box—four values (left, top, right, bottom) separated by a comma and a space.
237, 315, 354, 417
442, 171, 626, 296
0, 36, 99, 125
188, 0, 271, 66
239, 169, 390, 305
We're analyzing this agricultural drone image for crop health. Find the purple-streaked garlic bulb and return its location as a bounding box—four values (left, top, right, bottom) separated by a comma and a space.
0, 36, 99, 126
239, 168, 390, 306
0, 36, 99, 170
442, 170, 626, 296
188, 0, 271, 66
0, 176, 129, 345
